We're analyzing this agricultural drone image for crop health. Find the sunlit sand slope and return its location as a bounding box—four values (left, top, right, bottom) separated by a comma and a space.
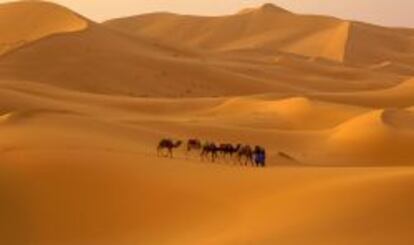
0, 77, 414, 244
2, 145, 414, 244
314, 77, 414, 107
0, 2, 407, 97
0, 1, 88, 55
105, 3, 414, 69
105, 4, 351, 62
323, 109, 414, 165
0, 80, 412, 166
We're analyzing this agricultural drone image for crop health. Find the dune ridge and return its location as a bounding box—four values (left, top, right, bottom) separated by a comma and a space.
321, 109, 414, 165
0, 2, 408, 98
104, 3, 414, 69
0, 1, 88, 55
105, 4, 351, 62
314, 77, 414, 107
202, 96, 367, 130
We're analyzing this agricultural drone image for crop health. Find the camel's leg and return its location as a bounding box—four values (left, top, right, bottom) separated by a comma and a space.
231, 153, 236, 165
232, 153, 238, 165
203, 151, 208, 162
186, 147, 192, 159
157, 147, 164, 157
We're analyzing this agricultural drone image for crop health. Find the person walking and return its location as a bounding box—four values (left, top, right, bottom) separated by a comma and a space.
254, 146, 266, 167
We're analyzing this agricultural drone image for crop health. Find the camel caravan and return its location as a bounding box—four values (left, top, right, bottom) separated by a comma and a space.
157, 138, 266, 167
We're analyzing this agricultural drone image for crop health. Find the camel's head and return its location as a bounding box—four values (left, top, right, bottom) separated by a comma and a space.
175, 140, 183, 147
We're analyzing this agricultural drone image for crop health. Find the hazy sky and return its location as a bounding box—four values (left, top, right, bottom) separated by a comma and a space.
4, 0, 414, 27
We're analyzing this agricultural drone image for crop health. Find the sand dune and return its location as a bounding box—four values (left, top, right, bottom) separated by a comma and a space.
369, 61, 414, 76
0, 22, 277, 96
105, 3, 414, 71
314, 77, 414, 107
1, 1, 414, 244
201, 96, 367, 130
0, 1, 88, 55
0, 2, 283, 97
0, 2, 406, 97
2, 133, 414, 244
104, 4, 352, 62
1, 79, 414, 244
0, 79, 412, 166
323, 109, 414, 165
345, 22, 414, 66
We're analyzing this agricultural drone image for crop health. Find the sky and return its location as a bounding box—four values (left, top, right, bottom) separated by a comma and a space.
4, 0, 414, 27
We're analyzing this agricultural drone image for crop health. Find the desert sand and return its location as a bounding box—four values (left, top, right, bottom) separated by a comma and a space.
1, 1, 414, 245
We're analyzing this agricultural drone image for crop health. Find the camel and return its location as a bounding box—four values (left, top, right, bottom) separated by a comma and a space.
201, 142, 220, 162
186, 139, 202, 156
219, 144, 241, 160
237, 145, 254, 166
157, 139, 182, 158
218, 144, 229, 158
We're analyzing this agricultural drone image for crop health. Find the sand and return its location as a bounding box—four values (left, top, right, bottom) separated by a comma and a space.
0, 1, 88, 55
1, 1, 414, 245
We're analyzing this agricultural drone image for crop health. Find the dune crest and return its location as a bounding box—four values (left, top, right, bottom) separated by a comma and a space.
104, 6, 352, 62
382, 109, 414, 130
237, 3, 291, 15
203, 96, 366, 130
0, 1, 88, 56
325, 109, 414, 165
314, 77, 414, 107
105, 6, 414, 68
344, 22, 414, 66
0, 1, 406, 97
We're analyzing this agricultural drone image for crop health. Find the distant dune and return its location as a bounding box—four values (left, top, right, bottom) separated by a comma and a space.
105, 4, 351, 62
1, 1, 414, 245
105, 3, 414, 68
314, 77, 414, 107
0, 2, 409, 97
202, 96, 367, 130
